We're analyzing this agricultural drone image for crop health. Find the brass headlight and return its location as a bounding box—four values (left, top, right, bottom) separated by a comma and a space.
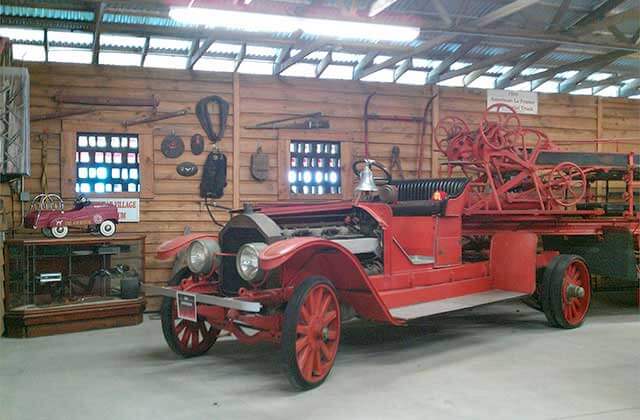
236, 242, 267, 283
187, 239, 221, 274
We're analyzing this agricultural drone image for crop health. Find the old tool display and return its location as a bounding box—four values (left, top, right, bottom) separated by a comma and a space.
196, 96, 229, 142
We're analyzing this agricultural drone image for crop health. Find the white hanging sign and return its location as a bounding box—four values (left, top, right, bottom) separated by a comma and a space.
487, 89, 538, 115
92, 198, 140, 223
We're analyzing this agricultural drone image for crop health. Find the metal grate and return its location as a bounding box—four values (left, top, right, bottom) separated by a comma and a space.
0, 66, 30, 178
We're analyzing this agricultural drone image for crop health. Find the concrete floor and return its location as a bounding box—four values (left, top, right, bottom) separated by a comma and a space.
1, 296, 638, 420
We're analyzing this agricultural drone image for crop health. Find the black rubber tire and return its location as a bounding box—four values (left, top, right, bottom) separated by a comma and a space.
539, 256, 562, 327
281, 276, 341, 391
160, 267, 218, 358
548, 255, 591, 329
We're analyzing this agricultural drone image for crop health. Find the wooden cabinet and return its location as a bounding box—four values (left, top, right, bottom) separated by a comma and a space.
3, 234, 145, 337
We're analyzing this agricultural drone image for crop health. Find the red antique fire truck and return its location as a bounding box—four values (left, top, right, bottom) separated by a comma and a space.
147, 104, 639, 390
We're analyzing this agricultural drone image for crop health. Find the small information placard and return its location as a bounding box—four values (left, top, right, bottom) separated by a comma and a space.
176, 291, 197, 322
92, 198, 140, 222
487, 89, 538, 115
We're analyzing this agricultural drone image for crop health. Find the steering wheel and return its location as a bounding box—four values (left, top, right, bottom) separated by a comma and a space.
352, 159, 392, 185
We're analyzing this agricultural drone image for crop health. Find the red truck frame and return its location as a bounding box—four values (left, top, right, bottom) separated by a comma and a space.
147, 104, 639, 390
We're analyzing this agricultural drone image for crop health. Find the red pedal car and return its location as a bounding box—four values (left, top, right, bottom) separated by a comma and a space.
24, 194, 119, 239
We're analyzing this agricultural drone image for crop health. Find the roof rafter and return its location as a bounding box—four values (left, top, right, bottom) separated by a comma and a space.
315, 51, 331, 78
352, 52, 377, 80
547, 0, 572, 31
431, 0, 453, 27
558, 50, 628, 92
368, 0, 400, 17
511, 49, 636, 86
574, 7, 640, 35
426, 37, 479, 83
437, 45, 542, 82
187, 37, 215, 70
275, 42, 323, 75
495, 44, 558, 88
565, 0, 627, 31
234, 43, 246, 73
393, 58, 412, 82
474, 0, 544, 27
355, 34, 454, 80
91, 2, 105, 65
619, 78, 640, 97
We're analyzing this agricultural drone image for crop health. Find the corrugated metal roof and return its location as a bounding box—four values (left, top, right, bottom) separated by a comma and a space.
0, 5, 93, 21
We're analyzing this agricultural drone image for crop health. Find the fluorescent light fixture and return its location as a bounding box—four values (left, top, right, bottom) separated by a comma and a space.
169, 7, 419, 43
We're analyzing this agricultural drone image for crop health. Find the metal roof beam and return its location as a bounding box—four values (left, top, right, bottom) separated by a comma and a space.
547, 0, 572, 31
575, 74, 634, 90
393, 58, 412, 82
511, 49, 635, 86
463, 68, 488, 86
565, 0, 627, 31
558, 51, 627, 92
495, 44, 558, 88
356, 34, 454, 80
575, 7, 640, 35
234, 43, 246, 73
368, 0, 400, 17
91, 2, 105, 65
315, 51, 331, 78
187, 37, 215, 70
140, 36, 149, 66
431, 0, 453, 27
353, 52, 377, 80
618, 78, 640, 97
438, 45, 541, 82
276, 43, 322, 75
474, 0, 545, 27
426, 37, 479, 84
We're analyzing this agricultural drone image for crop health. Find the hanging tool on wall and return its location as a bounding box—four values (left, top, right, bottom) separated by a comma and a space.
161, 132, 185, 159
38, 133, 49, 193
121, 108, 190, 128
31, 108, 96, 122
190, 134, 204, 155
363, 92, 437, 171
54, 93, 159, 111
390, 145, 405, 180
250, 145, 269, 182
196, 96, 229, 143
200, 152, 227, 199
245, 112, 329, 130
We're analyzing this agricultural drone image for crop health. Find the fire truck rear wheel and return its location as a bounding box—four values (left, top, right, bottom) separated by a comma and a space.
160, 268, 219, 357
281, 276, 341, 391
51, 226, 68, 239
540, 255, 591, 329
99, 220, 116, 237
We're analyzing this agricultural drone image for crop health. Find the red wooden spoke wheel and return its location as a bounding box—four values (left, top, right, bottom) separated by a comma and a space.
282, 277, 341, 390
547, 162, 587, 207
540, 255, 591, 329
479, 103, 522, 150
446, 134, 475, 161
434, 116, 470, 155
160, 270, 219, 358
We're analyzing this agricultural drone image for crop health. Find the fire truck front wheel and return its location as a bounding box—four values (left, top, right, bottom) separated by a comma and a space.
99, 220, 116, 237
51, 226, 68, 239
281, 276, 341, 391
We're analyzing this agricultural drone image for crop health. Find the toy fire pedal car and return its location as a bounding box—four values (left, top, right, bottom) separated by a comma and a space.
24, 194, 119, 239
149, 144, 639, 390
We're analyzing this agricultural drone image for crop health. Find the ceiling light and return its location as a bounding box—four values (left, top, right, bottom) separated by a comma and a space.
169, 7, 419, 43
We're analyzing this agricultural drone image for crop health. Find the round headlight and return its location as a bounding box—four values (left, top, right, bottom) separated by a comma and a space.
187, 239, 220, 274
236, 242, 267, 282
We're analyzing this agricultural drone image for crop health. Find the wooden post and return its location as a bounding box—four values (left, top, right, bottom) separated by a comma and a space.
596, 97, 603, 150
232, 73, 241, 209
430, 85, 440, 177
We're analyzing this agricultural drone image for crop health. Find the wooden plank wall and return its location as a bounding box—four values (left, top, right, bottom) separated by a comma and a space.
6, 62, 640, 311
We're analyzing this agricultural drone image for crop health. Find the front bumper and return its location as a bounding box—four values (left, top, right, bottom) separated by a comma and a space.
143, 284, 262, 313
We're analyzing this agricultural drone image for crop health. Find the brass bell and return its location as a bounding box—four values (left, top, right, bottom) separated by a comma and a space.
355, 160, 378, 192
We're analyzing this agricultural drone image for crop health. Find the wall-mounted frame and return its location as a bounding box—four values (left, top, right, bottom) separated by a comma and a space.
277, 130, 352, 201
61, 121, 154, 199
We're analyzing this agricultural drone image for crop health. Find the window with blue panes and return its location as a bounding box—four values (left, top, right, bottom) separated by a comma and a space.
75, 132, 140, 194
288, 140, 341, 195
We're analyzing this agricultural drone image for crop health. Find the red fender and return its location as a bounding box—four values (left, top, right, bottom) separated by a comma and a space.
156, 233, 217, 260
260, 237, 401, 325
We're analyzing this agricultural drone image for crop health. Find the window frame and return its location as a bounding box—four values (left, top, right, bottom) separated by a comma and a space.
61, 121, 154, 200
277, 131, 352, 201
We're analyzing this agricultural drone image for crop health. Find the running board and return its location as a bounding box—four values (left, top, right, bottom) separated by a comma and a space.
389, 290, 527, 320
